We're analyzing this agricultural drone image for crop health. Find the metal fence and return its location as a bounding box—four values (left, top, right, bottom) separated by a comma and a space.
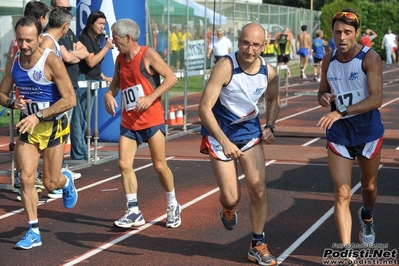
147, 0, 321, 73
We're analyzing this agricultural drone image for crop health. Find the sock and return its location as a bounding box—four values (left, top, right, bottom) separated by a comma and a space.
29, 220, 40, 234
63, 176, 70, 189
126, 193, 137, 203
166, 189, 178, 208
127, 201, 139, 214
251, 232, 265, 247
361, 207, 373, 220
126, 194, 138, 213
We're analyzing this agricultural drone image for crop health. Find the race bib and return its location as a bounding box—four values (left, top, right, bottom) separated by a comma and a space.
22, 101, 50, 116
122, 84, 145, 112
230, 107, 259, 125
334, 89, 366, 119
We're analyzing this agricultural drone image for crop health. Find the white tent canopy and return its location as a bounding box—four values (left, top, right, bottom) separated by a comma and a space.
174, 0, 227, 25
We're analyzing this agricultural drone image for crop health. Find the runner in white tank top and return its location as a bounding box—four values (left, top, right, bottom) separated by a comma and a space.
199, 22, 280, 266
317, 9, 383, 256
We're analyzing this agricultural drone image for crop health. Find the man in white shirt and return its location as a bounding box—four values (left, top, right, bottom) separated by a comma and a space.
381, 29, 397, 64
207, 28, 232, 65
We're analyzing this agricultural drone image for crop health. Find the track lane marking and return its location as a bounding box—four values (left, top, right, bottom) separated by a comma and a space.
63, 159, 277, 266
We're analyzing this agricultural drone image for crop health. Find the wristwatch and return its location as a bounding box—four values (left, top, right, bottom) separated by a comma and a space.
264, 124, 275, 133
35, 111, 44, 122
5, 98, 15, 109
337, 105, 348, 117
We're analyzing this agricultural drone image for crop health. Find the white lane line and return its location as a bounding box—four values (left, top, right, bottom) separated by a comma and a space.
302, 137, 321, 146
277, 164, 382, 264
63, 159, 277, 266
277, 182, 363, 264
277, 105, 322, 122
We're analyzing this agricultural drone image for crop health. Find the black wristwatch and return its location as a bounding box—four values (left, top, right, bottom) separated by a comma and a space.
5, 98, 15, 109
35, 111, 44, 122
337, 105, 348, 117
264, 124, 275, 133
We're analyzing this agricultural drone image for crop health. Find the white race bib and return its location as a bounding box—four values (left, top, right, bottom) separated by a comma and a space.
334, 90, 366, 119
230, 106, 259, 125
22, 101, 50, 116
122, 84, 145, 112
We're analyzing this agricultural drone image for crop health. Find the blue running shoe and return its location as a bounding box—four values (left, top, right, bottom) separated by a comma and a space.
166, 204, 182, 228
14, 229, 42, 249
62, 169, 78, 209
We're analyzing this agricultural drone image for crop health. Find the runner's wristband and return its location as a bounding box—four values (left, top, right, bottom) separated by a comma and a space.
264, 124, 275, 133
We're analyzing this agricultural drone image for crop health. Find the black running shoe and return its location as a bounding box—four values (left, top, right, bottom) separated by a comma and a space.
220, 207, 237, 230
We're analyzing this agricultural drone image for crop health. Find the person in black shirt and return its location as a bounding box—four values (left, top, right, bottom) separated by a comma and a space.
73, 10, 113, 160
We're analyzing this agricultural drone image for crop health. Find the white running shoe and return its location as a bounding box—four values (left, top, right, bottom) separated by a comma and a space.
61, 165, 81, 180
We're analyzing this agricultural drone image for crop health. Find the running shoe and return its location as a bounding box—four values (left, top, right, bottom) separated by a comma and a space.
247, 241, 277, 266
317, 77, 321, 82
358, 207, 375, 246
340, 246, 357, 266
48, 189, 63, 199
114, 209, 146, 228
220, 207, 237, 230
62, 169, 78, 209
13, 172, 44, 192
166, 204, 182, 228
14, 229, 42, 250
12, 172, 21, 193
61, 164, 81, 180
34, 172, 45, 189
341, 256, 357, 266
313, 74, 318, 81
17, 194, 47, 203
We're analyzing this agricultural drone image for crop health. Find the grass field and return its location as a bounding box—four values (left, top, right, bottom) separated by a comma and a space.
0, 108, 19, 127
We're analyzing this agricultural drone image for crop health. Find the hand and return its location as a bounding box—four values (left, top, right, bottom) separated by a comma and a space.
105, 38, 114, 49
320, 93, 336, 108
317, 111, 341, 130
15, 114, 39, 134
135, 96, 153, 112
14, 95, 31, 110
103, 77, 113, 83
221, 140, 244, 160
104, 91, 118, 116
262, 128, 275, 144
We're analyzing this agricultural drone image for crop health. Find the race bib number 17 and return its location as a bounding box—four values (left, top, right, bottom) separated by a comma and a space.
122, 84, 145, 112
334, 89, 366, 119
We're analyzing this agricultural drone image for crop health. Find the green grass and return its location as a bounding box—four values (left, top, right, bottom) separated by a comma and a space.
172, 75, 205, 93
0, 108, 19, 127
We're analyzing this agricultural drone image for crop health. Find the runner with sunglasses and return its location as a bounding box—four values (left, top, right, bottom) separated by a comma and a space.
317, 8, 384, 260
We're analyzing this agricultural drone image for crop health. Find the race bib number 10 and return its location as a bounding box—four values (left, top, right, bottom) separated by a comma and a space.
122, 84, 145, 112
22, 101, 50, 116
334, 89, 366, 119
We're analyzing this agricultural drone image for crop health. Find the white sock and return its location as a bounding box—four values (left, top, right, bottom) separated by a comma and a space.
126, 194, 139, 213
166, 189, 178, 208
126, 193, 137, 202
